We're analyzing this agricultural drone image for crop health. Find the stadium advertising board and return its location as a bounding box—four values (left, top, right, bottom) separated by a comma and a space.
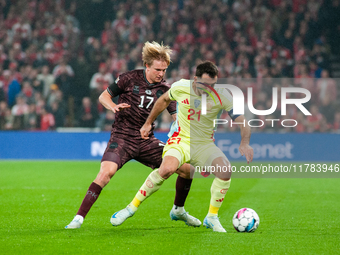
0, 132, 338, 161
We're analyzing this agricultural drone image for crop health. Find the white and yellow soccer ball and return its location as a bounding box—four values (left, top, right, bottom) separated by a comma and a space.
232, 208, 260, 232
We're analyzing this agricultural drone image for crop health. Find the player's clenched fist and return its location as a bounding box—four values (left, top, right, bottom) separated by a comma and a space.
140, 124, 152, 139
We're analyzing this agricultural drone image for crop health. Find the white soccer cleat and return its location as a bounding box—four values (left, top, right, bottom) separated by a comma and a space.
203, 215, 226, 232
170, 209, 201, 227
65, 215, 84, 229
110, 207, 135, 226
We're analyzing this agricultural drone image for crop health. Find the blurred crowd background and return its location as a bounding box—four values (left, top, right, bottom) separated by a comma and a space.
0, 0, 340, 133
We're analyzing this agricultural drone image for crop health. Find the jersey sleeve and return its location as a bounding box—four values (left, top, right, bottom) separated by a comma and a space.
168, 87, 176, 101
107, 74, 127, 97
166, 101, 177, 115
168, 81, 187, 101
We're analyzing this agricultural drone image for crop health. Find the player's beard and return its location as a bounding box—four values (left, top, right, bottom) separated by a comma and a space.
192, 83, 201, 96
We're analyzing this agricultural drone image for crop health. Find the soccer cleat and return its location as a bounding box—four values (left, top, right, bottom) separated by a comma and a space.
203, 215, 226, 232
170, 209, 201, 227
110, 206, 135, 226
65, 215, 83, 229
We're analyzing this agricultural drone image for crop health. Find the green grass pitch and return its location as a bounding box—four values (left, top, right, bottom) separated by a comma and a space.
0, 161, 339, 255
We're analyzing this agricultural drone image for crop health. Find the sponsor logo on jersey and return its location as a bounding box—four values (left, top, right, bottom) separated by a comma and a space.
133, 85, 140, 94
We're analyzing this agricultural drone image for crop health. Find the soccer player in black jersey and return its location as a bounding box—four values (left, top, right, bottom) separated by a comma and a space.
65, 42, 200, 229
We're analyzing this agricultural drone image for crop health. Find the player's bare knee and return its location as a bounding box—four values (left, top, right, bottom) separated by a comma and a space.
159, 165, 177, 179
213, 170, 231, 180
159, 155, 180, 179
210, 157, 232, 180
176, 164, 191, 179
95, 161, 118, 187
177, 170, 191, 179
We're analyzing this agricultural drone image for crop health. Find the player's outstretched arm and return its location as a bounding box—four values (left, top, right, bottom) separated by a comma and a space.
140, 92, 172, 139
99, 90, 130, 113
234, 115, 254, 164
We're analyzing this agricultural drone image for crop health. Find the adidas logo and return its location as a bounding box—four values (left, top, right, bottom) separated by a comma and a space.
139, 189, 146, 196
216, 198, 224, 202
181, 99, 189, 105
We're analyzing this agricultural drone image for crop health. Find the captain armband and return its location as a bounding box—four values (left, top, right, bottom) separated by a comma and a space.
228, 109, 241, 121
107, 82, 124, 97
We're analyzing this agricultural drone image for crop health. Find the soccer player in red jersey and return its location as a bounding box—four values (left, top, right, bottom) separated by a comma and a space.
65, 42, 200, 229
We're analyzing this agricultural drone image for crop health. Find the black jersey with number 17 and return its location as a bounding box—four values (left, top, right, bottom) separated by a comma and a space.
107, 69, 176, 137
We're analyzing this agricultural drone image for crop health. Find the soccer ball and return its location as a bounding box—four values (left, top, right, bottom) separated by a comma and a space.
232, 208, 260, 232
